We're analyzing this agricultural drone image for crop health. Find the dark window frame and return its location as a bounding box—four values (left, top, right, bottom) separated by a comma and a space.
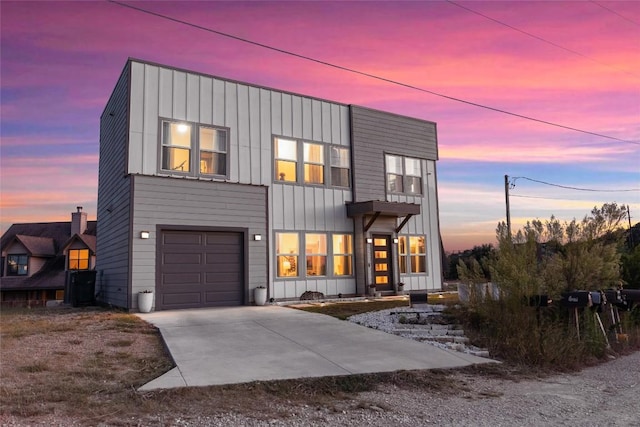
159, 118, 231, 180
273, 136, 351, 189
385, 154, 423, 196
7, 254, 28, 276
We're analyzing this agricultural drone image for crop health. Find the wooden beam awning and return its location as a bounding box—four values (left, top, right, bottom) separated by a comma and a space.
346, 201, 421, 232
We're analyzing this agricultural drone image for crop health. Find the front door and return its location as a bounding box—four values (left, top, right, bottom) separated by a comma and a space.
372, 234, 393, 291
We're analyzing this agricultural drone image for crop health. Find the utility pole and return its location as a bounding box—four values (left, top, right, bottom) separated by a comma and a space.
505, 174, 512, 239
628, 204, 634, 248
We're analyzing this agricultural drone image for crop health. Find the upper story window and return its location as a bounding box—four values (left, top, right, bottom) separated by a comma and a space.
399, 235, 427, 274
199, 127, 227, 176
274, 137, 350, 188
385, 154, 423, 195
275, 138, 297, 183
331, 147, 350, 188
160, 119, 229, 179
68, 249, 90, 270
7, 254, 28, 276
161, 122, 192, 173
304, 143, 324, 184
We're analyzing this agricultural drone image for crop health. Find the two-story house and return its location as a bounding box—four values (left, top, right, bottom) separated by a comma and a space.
97, 59, 442, 311
0, 207, 96, 306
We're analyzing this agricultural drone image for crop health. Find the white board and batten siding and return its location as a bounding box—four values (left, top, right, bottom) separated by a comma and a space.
126, 60, 355, 300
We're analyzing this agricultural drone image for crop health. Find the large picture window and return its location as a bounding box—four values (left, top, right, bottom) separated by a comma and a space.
275, 138, 298, 182
161, 121, 192, 172
275, 232, 353, 278
7, 254, 28, 276
332, 234, 353, 276
386, 154, 422, 195
276, 232, 299, 277
200, 127, 227, 176
68, 249, 90, 270
305, 233, 327, 276
399, 235, 427, 274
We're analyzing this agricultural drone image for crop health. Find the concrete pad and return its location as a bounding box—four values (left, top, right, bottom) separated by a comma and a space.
137, 305, 495, 390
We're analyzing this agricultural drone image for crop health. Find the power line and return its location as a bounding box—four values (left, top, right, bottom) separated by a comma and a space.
591, 1, 640, 27
512, 176, 640, 192
447, 0, 639, 78
511, 194, 609, 201
107, 0, 640, 146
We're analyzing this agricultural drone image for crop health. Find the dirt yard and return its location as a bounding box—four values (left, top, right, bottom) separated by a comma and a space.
1, 307, 638, 426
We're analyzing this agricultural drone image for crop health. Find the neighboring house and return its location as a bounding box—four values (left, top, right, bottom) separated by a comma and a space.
0, 207, 96, 307
97, 59, 443, 312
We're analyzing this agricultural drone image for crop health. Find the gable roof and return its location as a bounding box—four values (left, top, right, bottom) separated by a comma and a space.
1, 220, 97, 291
62, 234, 97, 254
10, 235, 56, 257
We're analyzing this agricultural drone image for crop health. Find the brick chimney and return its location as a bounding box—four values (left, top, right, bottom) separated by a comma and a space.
71, 206, 87, 236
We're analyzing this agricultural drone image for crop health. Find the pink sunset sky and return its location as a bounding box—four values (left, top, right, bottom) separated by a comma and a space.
1, 0, 639, 252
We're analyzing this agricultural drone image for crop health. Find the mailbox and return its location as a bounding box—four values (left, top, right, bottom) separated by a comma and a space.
560, 291, 592, 308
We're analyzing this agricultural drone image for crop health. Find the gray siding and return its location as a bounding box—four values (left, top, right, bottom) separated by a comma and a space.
130, 175, 267, 306
350, 105, 438, 203
96, 64, 132, 309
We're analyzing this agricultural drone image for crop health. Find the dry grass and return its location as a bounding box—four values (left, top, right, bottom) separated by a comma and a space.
0, 304, 492, 426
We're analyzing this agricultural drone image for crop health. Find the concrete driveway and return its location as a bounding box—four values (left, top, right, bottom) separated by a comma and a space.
137, 305, 494, 390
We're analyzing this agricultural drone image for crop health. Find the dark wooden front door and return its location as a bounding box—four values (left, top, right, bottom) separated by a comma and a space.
372, 234, 393, 291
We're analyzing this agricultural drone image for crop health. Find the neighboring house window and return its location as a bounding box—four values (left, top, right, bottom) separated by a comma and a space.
386, 154, 423, 195
161, 121, 192, 172
68, 249, 90, 270
332, 234, 353, 276
7, 254, 28, 276
275, 138, 297, 182
304, 143, 324, 185
330, 147, 350, 188
276, 232, 299, 277
399, 236, 427, 274
305, 233, 327, 276
199, 126, 227, 176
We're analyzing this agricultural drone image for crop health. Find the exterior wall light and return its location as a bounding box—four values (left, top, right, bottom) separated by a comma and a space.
366, 238, 373, 244
140, 231, 150, 239
393, 238, 399, 244
253, 234, 262, 241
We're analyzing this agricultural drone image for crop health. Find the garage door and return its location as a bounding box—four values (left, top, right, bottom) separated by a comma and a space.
157, 230, 244, 310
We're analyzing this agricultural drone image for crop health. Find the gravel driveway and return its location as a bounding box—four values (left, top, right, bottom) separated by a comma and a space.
151, 350, 639, 426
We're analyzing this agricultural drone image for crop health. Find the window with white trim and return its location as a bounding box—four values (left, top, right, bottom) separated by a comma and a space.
385, 154, 422, 195
399, 235, 427, 274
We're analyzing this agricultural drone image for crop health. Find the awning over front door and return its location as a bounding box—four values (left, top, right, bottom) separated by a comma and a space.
346, 201, 420, 233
